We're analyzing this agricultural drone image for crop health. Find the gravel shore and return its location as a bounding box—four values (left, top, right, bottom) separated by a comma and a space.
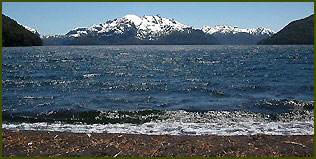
2, 129, 314, 157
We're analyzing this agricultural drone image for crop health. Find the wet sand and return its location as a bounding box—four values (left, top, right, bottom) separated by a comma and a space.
2, 129, 314, 157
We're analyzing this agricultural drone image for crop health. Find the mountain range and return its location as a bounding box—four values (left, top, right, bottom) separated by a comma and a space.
41, 14, 275, 45
3, 14, 313, 46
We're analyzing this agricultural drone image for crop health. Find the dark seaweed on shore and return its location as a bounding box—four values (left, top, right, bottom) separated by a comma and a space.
2, 129, 314, 157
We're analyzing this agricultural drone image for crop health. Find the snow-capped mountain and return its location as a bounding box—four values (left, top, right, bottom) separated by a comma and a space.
202, 25, 275, 35
200, 25, 275, 45
66, 14, 193, 40
43, 14, 276, 45
23, 25, 40, 36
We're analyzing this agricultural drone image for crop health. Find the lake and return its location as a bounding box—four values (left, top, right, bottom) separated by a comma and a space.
2, 45, 314, 135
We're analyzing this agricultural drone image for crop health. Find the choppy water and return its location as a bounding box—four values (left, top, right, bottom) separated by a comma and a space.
2, 45, 314, 135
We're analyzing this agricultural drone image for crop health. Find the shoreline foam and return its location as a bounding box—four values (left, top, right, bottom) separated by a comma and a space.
3, 119, 314, 136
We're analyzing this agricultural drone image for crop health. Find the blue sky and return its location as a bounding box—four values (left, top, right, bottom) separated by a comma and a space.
2, 2, 314, 35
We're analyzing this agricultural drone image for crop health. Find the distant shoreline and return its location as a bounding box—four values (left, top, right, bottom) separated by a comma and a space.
2, 129, 314, 157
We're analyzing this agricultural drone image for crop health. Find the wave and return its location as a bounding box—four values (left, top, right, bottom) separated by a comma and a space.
3, 117, 313, 136
3, 99, 314, 124
3, 108, 314, 135
83, 73, 101, 78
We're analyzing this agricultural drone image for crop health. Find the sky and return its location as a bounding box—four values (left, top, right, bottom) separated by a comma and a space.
2, 2, 314, 35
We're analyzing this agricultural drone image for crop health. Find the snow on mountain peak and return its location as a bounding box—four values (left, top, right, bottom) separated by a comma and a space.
67, 27, 88, 37
202, 25, 275, 35
66, 15, 275, 39
67, 14, 192, 40
122, 14, 142, 26
135, 15, 191, 40
121, 14, 192, 39
22, 25, 40, 36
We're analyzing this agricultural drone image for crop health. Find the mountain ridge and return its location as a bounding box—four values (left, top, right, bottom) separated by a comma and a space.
258, 14, 314, 45
66, 14, 194, 40
22, 25, 40, 36
42, 14, 275, 45
65, 14, 274, 40
2, 14, 43, 47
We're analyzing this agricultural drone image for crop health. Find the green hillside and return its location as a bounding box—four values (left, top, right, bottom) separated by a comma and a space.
2, 14, 42, 47
258, 14, 314, 45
